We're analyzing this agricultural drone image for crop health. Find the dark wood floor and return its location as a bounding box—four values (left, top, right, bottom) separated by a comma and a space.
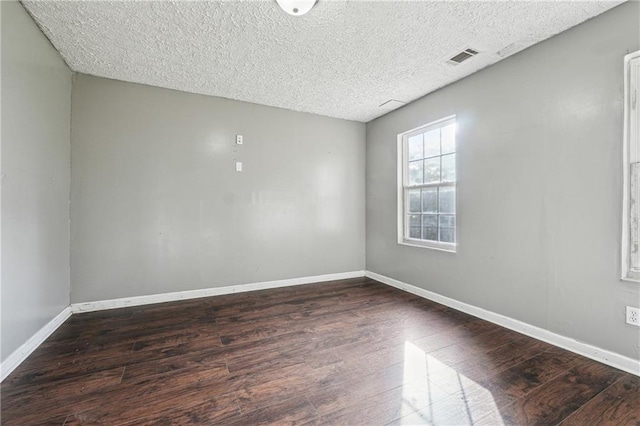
1, 277, 638, 425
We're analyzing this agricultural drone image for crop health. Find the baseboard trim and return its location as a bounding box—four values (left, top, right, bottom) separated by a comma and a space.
365, 270, 640, 377
71, 270, 366, 313
0, 306, 72, 382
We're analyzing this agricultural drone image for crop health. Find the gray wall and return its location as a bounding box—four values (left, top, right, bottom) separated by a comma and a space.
71, 74, 365, 303
366, 2, 640, 360
1, 1, 72, 361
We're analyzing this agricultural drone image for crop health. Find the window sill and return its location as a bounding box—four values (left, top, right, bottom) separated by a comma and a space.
399, 239, 456, 253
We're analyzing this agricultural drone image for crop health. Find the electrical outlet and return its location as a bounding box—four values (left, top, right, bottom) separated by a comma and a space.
236, 135, 243, 145
626, 306, 640, 327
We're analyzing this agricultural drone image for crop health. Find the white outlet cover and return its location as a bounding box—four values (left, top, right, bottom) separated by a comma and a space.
236, 135, 243, 145
235, 161, 243, 172
626, 306, 640, 326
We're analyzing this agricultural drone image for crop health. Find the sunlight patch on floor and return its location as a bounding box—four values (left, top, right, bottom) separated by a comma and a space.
399, 341, 505, 425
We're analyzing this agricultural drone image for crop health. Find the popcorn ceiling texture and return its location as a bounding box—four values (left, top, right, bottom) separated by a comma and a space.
23, 0, 622, 122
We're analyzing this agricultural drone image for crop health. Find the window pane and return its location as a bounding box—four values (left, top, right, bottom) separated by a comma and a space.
408, 189, 421, 213
439, 187, 455, 214
421, 188, 438, 213
422, 214, 438, 228
441, 123, 456, 154
424, 157, 440, 184
408, 160, 423, 185
439, 226, 455, 243
439, 214, 455, 228
408, 134, 423, 161
409, 227, 421, 239
441, 153, 456, 183
423, 227, 438, 241
424, 128, 440, 157
409, 214, 421, 227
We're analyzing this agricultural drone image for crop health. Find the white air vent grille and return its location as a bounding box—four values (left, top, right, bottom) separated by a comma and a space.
447, 48, 479, 65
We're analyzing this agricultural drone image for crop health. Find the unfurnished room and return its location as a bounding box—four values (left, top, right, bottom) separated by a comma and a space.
1, 0, 639, 424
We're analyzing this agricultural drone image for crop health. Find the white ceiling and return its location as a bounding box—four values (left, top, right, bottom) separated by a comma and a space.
23, 0, 623, 122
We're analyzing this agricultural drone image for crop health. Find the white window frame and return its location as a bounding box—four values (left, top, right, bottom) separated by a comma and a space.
397, 115, 457, 252
622, 50, 640, 282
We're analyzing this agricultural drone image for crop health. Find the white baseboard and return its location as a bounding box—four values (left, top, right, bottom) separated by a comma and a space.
0, 306, 72, 382
365, 270, 640, 377
71, 270, 366, 313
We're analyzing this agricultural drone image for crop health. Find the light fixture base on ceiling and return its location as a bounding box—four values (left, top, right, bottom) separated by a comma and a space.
275, 0, 318, 16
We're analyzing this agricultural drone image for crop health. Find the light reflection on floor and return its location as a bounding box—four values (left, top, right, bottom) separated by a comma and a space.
398, 341, 505, 425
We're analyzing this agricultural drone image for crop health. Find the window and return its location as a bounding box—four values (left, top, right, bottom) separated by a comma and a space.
623, 51, 640, 281
398, 116, 456, 251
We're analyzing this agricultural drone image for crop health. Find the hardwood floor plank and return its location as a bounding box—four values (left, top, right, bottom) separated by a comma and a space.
451, 338, 552, 384
70, 390, 240, 425
126, 392, 240, 425
316, 378, 451, 425
226, 395, 319, 426
418, 338, 550, 400
130, 328, 221, 352
495, 359, 624, 425
1, 366, 124, 404
479, 346, 582, 401
559, 374, 640, 426
234, 362, 348, 413
390, 391, 500, 426
57, 366, 234, 424
120, 348, 228, 382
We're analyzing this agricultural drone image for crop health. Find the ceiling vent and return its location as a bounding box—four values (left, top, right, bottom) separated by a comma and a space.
447, 48, 479, 65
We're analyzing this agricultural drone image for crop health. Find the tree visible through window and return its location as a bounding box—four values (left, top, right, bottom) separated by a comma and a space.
398, 116, 456, 251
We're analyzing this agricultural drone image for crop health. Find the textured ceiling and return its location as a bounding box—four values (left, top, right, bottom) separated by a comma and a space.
23, 0, 623, 122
